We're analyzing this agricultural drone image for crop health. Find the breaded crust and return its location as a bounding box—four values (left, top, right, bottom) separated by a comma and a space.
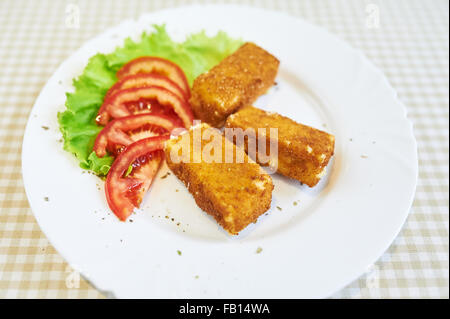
225, 106, 335, 187
189, 42, 280, 127
165, 124, 274, 235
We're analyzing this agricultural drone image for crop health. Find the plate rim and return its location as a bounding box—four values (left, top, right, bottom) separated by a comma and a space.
21, 4, 418, 298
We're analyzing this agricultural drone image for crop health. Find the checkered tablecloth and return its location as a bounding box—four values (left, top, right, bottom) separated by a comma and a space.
0, 0, 448, 299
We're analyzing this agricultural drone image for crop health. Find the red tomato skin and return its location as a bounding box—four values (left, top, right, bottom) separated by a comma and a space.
105, 136, 168, 221
93, 114, 178, 158
100, 86, 194, 129
105, 73, 188, 102
116, 56, 190, 99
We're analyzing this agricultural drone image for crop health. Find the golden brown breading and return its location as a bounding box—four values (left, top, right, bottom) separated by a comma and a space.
225, 106, 335, 187
189, 42, 280, 127
165, 123, 273, 235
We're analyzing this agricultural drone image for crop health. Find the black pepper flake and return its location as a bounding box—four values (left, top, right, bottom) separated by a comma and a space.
129, 219, 134, 223
44, 197, 49, 202
160, 172, 171, 179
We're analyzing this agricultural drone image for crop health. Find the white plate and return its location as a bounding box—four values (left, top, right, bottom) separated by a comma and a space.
22, 5, 417, 298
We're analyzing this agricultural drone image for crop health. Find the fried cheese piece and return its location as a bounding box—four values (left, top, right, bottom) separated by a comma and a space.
225, 106, 335, 187
165, 123, 273, 235
189, 42, 280, 127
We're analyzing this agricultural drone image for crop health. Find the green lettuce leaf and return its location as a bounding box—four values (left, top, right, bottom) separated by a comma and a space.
58, 25, 242, 175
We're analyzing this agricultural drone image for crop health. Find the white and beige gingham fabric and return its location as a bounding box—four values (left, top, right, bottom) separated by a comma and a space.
0, 0, 448, 298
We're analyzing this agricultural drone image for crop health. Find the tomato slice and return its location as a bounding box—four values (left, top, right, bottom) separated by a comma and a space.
98, 86, 193, 128
96, 95, 183, 127
94, 114, 178, 158
105, 136, 168, 221
104, 74, 188, 102
116, 56, 190, 99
